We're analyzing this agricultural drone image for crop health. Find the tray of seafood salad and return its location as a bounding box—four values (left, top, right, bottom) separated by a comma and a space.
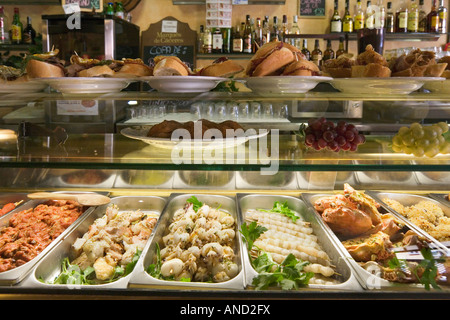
21, 196, 166, 289
302, 184, 450, 291
237, 194, 362, 291
129, 194, 245, 290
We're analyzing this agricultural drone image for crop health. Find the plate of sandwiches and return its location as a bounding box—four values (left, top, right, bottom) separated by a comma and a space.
237, 41, 332, 94
121, 119, 268, 150
141, 56, 243, 93
324, 45, 448, 95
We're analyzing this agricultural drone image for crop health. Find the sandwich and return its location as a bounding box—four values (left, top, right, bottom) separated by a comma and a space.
351, 45, 391, 78
322, 54, 355, 78
282, 53, 320, 76
389, 48, 447, 77
152, 56, 191, 76
195, 57, 244, 77
244, 41, 301, 77
438, 56, 450, 79
0, 65, 28, 83
25, 49, 66, 78
66, 54, 115, 77
114, 58, 153, 77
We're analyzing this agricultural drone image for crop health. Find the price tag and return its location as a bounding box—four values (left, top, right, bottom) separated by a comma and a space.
232, 0, 248, 4
62, 3, 81, 14
162, 20, 178, 33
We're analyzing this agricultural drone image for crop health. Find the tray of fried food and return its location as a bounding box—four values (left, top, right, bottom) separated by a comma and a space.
129, 194, 244, 290
303, 184, 450, 291
22, 196, 165, 289
237, 193, 362, 291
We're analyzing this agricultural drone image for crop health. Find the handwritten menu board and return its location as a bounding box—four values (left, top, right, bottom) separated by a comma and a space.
300, 0, 326, 17
62, 0, 103, 12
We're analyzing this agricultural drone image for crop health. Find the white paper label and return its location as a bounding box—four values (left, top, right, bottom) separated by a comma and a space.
162, 20, 178, 33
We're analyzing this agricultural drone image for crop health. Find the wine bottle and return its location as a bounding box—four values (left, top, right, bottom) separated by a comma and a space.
343, 0, 354, 32
396, 0, 408, 32
311, 39, 322, 67
438, 0, 447, 34
428, 0, 439, 33
418, 0, 427, 32
301, 39, 311, 60
243, 14, 252, 53
330, 0, 342, 32
385, 1, 395, 33
323, 39, 335, 62
355, 1, 365, 30
408, 0, 419, 32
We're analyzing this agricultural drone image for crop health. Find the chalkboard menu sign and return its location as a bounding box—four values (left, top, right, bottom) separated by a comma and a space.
62, 0, 103, 12
300, 0, 326, 17
141, 17, 197, 69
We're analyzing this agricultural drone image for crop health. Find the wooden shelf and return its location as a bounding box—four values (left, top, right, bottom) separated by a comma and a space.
283, 32, 444, 42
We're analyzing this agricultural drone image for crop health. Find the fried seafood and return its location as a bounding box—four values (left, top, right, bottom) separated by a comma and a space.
70, 204, 158, 281
156, 198, 239, 283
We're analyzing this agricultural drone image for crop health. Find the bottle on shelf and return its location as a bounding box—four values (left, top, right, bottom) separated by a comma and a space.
262, 17, 270, 45
355, 1, 365, 31
365, 1, 375, 29
105, 2, 115, 16
232, 23, 243, 53
290, 15, 301, 48
11, 8, 22, 45
115, 2, 125, 19
323, 39, 335, 62
342, 0, 354, 33
222, 27, 231, 54
271, 16, 280, 41
438, 0, 447, 34
243, 14, 253, 53
212, 27, 223, 53
203, 26, 212, 54
330, 0, 342, 33
395, 0, 408, 32
254, 17, 263, 51
311, 39, 322, 67
375, 0, 385, 29
22, 16, 36, 45
428, 0, 440, 32
0, 6, 10, 44
198, 25, 205, 53
418, 0, 427, 32
301, 39, 310, 60
336, 37, 346, 57
385, 1, 395, 33
408, 0, 419, 32
281, 14, 289, 40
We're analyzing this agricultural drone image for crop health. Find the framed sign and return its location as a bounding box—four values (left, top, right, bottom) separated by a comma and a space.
62, 0, 103, 12
299, 0, 326, 18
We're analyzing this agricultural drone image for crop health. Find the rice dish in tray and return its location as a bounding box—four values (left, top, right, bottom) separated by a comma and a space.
383, 198, 450, 242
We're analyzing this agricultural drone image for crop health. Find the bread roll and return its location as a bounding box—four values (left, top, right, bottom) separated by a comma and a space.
282, 59, 320, 76
77, 65, 115, 77
26, 59, 65, 78
153, 56, 190, 76
199, 59, 244, 77
245, 41, 295, 77
115, 63, 152, 77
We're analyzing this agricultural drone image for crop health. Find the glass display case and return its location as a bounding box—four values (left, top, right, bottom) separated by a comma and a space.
0, 83, 449, 299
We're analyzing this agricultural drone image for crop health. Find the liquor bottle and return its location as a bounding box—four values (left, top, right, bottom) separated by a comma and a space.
232, 24, 243, 53
311, 39, 322, 67
198, 25, 205, 53
203, 26, 212, 54
105, 2, 115, 15
22, 16, 36, 45
408, 0, 419, 32
243, 15, 253, 53
355, 1, 365, 30
0, 6, 9, 44
250, 17, 257, 53
336, 37, 346, 57
271, 16, 280, 41
323, 39, 335, 62
343, 0, 354, 33
330, 0, 342, 32
375, 0, 385, 29
262, 18, 270, 45
418, 0, 428, 32
115, 2, 125, 19
365, 1, 375, 29
395, 0, 408, 32
281, 14, 289, 40
290, 15, 301, 48
428, 0, 439, 32
301, 39, 311, 60
438, 0, 447, 34
222, 27, 231, 53
385, 1, 395, 32
254, 17, 263, 50
212, 28, 223, 53
11, 8, 22, 44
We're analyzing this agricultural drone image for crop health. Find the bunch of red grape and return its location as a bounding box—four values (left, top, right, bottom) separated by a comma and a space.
303, 117, 366, 152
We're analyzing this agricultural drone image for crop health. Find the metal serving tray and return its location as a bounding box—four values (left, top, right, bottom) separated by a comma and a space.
129, 193, 245, 290
236, 171, 298, 190
113, 170, 174, 189
429, 193, 450, 207
40, 169, 117, 189
0, 193, 95, 286
22, 196, 167, 289
237, 193, 362, 291
173, 171, 236, 190
302, 192, 449, 291
0, 193, 28, 211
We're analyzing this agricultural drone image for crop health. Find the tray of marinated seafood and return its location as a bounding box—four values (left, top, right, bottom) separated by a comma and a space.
113, 170, 174, 189
0, 193, 95, 285
237, 194, 362, 291
302, 184, 450, 291
21, 196, 165, 289
368, 192, 450, 251
236, 171, 298, 190
129, 194, 245, 290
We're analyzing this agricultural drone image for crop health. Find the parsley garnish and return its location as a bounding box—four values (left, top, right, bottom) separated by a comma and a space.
186, 196, 203, 212
260, 201, 299, 222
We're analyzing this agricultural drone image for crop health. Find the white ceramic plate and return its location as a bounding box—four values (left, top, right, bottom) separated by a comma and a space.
330, 77, 445, 94
37, 77, 136, 94
422, 78, 450, 93
0, 80, 48, 93
141, 76, 228, 93
121, 125, 269, 150
238, 76, 332, 94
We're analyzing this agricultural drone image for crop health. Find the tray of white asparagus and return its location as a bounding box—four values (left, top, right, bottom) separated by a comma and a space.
129, 193, 245, 290
237, 194, 362, 291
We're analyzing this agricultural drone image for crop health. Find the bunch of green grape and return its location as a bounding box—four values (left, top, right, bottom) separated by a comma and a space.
392, 122, 450, 157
